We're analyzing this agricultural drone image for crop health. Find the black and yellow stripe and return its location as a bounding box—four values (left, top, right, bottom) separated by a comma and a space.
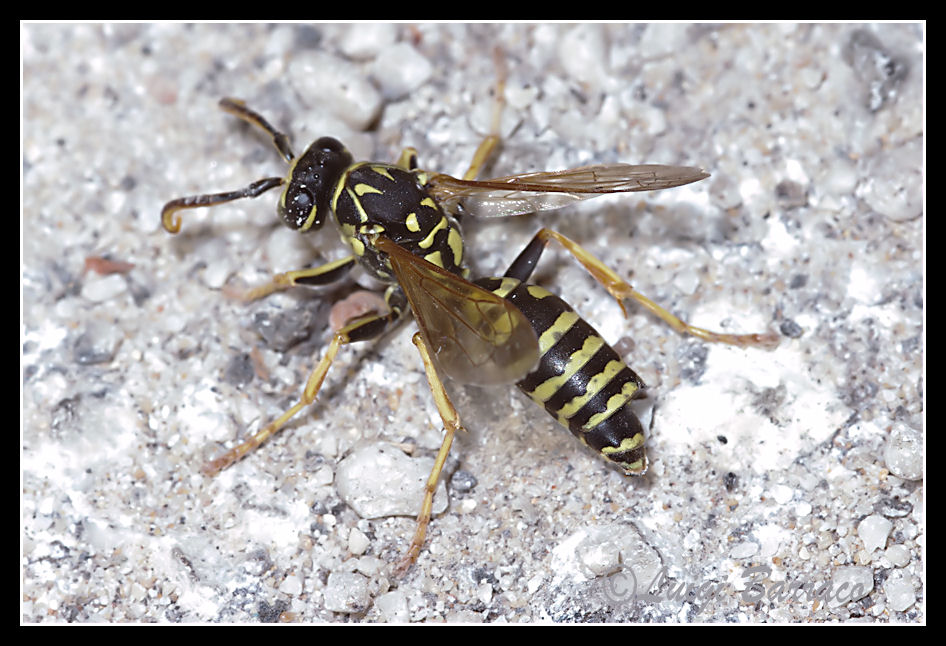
475, 276, 649, 475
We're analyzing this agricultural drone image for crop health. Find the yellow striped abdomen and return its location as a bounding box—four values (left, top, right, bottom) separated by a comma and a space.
474, 277, 648, 476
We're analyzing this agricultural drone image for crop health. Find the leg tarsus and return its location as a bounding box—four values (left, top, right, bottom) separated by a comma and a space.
625, 286, 781, 349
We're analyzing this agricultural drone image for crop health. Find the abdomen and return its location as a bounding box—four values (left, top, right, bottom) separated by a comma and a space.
474, 277, 649, 475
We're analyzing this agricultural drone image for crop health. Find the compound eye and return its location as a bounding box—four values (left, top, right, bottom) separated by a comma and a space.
315, 136, 344, 153
279, 185, 321, 230
291, 189, 313, 212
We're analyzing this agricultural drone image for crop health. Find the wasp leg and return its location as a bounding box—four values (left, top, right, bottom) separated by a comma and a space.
395, 146, 419, 171
226, 256, 359, 302
218, 97, 295, 163
394, 331, 465, 577
505, 227, 780, 349
201, 294, 405, 476
461, 51, 508, 181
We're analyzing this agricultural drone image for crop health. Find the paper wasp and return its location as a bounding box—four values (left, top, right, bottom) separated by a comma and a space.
161, 90, 777, 575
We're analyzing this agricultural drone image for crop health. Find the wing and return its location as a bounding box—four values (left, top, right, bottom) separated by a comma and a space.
374, 237, 540, 386
428, 163, 710, 218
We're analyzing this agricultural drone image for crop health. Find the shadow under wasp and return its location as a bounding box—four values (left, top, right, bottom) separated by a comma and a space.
161, 83, 778, 576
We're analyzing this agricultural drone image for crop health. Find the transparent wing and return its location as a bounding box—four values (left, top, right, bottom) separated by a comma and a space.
428, 163, 710, 218
375, 237, 540, 386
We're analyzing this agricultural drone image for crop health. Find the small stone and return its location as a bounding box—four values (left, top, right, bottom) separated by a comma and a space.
369, 42, 432, 101
884, 424, 923, 480
552, 523, 662, 585
72, 322, 122, 365
731, 541, 759, 559
375, 589, 410, 623
338, 23, 397, 60
279, 573, 302, 595
884, 544, 912, 567
335, 443, 447, 518
81, 273, 127, 302
476, 582, 493, 605
322, 571, 369, 614
252, 305, 320, 352
829, 566, 873, 607
857, 514, 893, 552
289, 52, 382, 130
558, 24, 608, 86
883, 569, 916, 612
347, 528, 370, 556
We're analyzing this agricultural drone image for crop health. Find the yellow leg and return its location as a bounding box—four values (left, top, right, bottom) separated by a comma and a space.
529, 228, 780, 349
395, 146, 419, 171
462, 132, 501, 182
224, 256, 358, 302
395, 332, 465, 577
461, 52, 508, 181
201, 332, 344, 476
201, 309, 398, 476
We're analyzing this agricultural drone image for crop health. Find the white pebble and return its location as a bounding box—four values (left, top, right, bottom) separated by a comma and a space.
476, 582, 493, 605
338, 23, 397, 60
81, 273, 127, 302
504, 83, 539, 110
638, 23, 691, 58
634, 103, 668, 138
347, 527, 370, 556
289, 52, 382, 131
323, 571, 369, 614
37, 496, 55, 515
861, 137, 922, 221
353, 555, 384, 576
335, 443, 447, 518
884, 544, 911, 567
823, 157, 858, 195
552, 524, 661, 584
672, 268, 700, 296
201, 257, 232, 289
829, 566, 873, 607
730, 541, 759, 559
279, 573, 303, 595
558, 24, 609, 86
799, 65, 825, 89
771, 484, 795, 505
883, 569, 916, 612
375, 589, 410, 623
369, 42, 432, 101
311, 464, 334, 487
578, 538, 622, 577
857, 514, 893, 552
884, 424, 923, 480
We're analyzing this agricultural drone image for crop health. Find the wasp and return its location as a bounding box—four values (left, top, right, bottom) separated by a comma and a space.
162, 87, 778, 575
